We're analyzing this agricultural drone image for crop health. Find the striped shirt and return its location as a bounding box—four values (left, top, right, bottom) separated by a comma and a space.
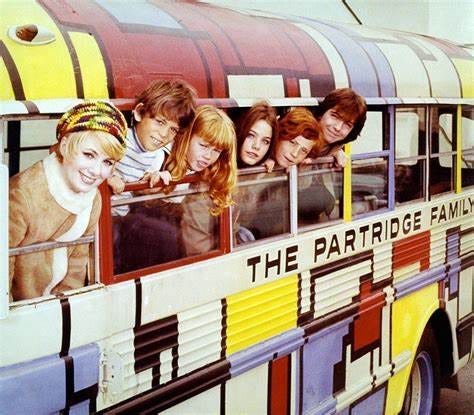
112, 127, 170, 216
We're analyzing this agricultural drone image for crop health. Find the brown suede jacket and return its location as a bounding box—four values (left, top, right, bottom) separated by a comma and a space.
9, 161, 101, 301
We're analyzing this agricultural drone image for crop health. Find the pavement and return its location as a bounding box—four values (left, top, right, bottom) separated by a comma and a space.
439, 361, 473, 415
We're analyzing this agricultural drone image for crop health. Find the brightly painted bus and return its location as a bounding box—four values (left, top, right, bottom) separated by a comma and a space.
0, 1, 472, 414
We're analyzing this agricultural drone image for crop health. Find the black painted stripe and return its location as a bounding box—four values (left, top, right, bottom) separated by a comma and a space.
102, 359, 231, 414
0, 40, 25, 100
24, 100, 39, 114
63, 355, 74, 410
134, 278, 142, 328
221, 298, 227, 359
60, 297, 71, 357
220, 383, 226, 415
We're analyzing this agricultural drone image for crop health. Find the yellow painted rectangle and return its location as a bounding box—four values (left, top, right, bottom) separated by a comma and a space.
69, 32, 108, 98
344, 143, 352, 222
0, 0, 76, 99
456, 105, 462, 193
385, 284, 438, 415
0, 58, 15, 100
453, 58, 474, 98
226, 275, 298, 355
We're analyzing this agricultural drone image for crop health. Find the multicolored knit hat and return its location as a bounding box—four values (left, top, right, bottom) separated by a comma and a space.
56, 101, 127, 146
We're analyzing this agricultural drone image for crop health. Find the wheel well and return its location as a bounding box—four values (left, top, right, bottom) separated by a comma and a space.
428, 309, 454, 386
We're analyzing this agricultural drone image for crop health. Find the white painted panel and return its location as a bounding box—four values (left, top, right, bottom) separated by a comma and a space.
393, 262, 421, 282
108, 281, 137, 333
227, 75, 285, 99
178, 300, 222, 376
300, 270, 312, 314
0, 163, 7, 319
291, 351, 297, 415
409, 37, 461, 98
69, 289, 109, 347
373, 243, 392, 284
0, 299, 62, 365
377, 43, 431, 97
458, 268, 473, 319
160, 348, 173, 384
226, 364, 268, 415
314, 260, 371, 318
381, 302, 391, 366
345, 345, 372, 388
295, 23, 349, 89
161, 385, 221, 415
299, 79, 311, 97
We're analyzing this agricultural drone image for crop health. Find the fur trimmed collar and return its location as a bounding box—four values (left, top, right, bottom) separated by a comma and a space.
42, 152, 97, 214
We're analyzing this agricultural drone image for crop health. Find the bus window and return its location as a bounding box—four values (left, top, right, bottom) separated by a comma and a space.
461, 106, 474, 189
113, 184, 222, 274
232, 169, 290, 247
395, 107, 427, 204
351, 110, 389, 216
4, 119, 56, 176
430, 106, 456, 196
298, 160, 343, 227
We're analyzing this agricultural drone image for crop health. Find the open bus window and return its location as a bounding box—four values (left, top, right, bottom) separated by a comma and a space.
112, 185, 221, 274
461, 106, 474, 189
297, 161, 343, 228
430, 107, 456, 197
232, 169, 290, 247
395, 107, 426, 204
4, 119, 57, 176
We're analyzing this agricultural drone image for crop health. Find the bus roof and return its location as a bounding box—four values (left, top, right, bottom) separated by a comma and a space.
0, 0, 473, 110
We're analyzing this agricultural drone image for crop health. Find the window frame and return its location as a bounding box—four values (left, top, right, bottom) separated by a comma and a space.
394, 105, 428, 206
428, 105, 457, 199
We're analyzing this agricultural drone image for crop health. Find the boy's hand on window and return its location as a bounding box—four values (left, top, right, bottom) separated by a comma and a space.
107, 175, 125, 194
143, 171, 172, 187
263, 158, 275, 172
334, 149, 348, 168
301, 157, 314, 165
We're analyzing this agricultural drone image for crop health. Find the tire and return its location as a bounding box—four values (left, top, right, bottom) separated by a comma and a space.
400, 326, 440, 415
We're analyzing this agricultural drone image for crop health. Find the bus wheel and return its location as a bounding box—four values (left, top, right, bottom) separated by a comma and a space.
400, 327, 440, 415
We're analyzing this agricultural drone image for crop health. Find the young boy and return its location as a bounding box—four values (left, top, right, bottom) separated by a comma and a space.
108, 79, 197, 203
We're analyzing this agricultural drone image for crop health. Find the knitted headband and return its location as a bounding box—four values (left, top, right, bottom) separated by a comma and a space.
56, 101, 127, 146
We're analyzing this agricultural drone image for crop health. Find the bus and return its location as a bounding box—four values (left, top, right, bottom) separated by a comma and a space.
0, 1, 472, 414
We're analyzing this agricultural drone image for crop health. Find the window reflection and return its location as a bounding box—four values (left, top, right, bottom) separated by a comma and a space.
113, 189, 220, 274
461, 106, 474, 189
298, 162, 342, 227
351, 158, 388, 216
233, 170, 289, 246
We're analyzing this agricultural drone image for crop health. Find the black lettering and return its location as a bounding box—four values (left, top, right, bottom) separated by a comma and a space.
402, 213, 411, 235
413, 210, 421, 230
265, 251, 281, 279
344, 230, 356, 254
439, 205, 447, 222
431, 206, 438, 225
247, 256, 261, 283
372, 222, 382, 244
449, 200, 459, 219
390, 217, 400, 239
359, 225, 370, 246
328, 235, 341, 258
314, 237, 326, 263
285, 245, 298, 272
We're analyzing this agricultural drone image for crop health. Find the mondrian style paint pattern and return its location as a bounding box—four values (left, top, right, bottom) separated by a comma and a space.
0, 0, 472, 105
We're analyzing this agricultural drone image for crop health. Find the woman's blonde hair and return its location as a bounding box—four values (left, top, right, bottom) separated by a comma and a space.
55, 130, 126, 162
164, 105, 237, 215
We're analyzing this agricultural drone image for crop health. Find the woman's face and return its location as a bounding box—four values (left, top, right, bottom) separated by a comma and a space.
60, 134, 116, 193
319, 108, 354, 144
274, 135, 314, 168
186, 134, 222, 172
240, 119, 272, 166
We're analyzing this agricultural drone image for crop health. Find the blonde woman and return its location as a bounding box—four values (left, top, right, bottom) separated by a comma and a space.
9, 101, 127, 300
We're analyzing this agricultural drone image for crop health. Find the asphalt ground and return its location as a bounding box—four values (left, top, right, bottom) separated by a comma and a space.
439, 361, 473, 415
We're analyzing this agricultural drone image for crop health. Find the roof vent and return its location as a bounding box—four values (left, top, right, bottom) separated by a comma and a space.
8, 24, 56, 45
